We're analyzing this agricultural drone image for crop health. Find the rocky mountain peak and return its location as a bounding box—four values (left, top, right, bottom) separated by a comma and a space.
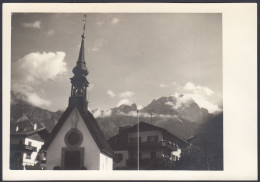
112, 103, 137, 114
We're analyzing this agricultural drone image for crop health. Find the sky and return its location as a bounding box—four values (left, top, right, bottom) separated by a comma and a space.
11, 13, 222, 113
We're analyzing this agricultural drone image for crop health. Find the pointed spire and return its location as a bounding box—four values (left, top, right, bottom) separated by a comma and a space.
77, 15, 87, 64
73, 15, 89, 76
69, 15, 89, 109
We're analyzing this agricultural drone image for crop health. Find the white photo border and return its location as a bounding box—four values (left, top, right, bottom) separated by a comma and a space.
2, 3, 257, 181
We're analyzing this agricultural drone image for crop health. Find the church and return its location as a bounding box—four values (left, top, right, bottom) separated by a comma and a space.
42, 16, 113, 170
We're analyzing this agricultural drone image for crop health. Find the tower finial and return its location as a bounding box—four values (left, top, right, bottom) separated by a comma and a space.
83, 14, 87, 35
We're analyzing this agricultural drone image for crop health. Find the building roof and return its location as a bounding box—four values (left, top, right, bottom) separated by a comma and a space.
27, 133, 44, 142
11, 127, 46, 137
109, 122, 189, 150
11, 127, 48, 143
42, 105, 113, 157
130, 122, 188, 143
37, 128, 50, 142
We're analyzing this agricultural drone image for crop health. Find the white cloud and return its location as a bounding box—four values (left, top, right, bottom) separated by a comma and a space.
26, 92, 51, 107
171, 92, 221, 113
117, 98, 132, 107
22, 21, 41, 29
90, 39, 104, 52
14, 52, 67, 83
184, 82, 214, 96
103, 109, 112, 117
120, 91, 135, 98
159, 82, 180, 90
92, 108, 112, 118
161, 82, 221, 113
47, 30, 54, 36
116, 91, 135, 107
184, 93, 220, 113
160, 84, 167, 88
12, 51, 67, 108
111, 17, 119, 24
137, 104, 144, 110
106, 89, 116, 98
93, 107, 102, 118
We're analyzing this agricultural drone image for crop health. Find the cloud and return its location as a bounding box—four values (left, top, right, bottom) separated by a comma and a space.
106, 89, 116, 98
22, 21, 41, 29
12, 51, 67, 108
137, 104, 144, 110
184, 82, 214, 96
160, 82, 221, 113
171, 92, 221, 113
26, 92, 51, 107
159, 82, 180, 89
160, 84, 167, 88
93, 107, 102, 118
117, 98, 132, 107
14, 52, 67, 83
111, 17, 119, 24
47, 30, 54, 36
103, 109, 112, 117
92, 108, 112, 118
120, 91, 135, 98
90, 39, 104, 52
116, 91, 135, 107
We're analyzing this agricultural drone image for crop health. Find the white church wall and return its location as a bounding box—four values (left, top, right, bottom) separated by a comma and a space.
77, 109, 101, 170
46, 108, 101, 170
99, 153, 113, 170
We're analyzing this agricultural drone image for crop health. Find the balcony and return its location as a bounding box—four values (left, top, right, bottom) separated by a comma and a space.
126, 157, 174, 170
127, 141, 177, 151
10, 144, 37, 153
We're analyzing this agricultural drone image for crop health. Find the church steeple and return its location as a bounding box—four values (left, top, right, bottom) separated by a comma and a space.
69, 15, 89, 109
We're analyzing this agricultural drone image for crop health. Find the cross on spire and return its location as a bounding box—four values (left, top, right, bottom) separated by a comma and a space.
83, 14, 87, 34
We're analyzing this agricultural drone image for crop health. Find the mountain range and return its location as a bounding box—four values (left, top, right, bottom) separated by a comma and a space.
10, 91, 214, 140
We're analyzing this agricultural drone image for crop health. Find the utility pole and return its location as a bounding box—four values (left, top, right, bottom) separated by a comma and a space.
150, 113, 153, 124
137, 109, 139, 170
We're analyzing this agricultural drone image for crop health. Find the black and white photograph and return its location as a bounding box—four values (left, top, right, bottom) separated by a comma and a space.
2, 3, 257, 181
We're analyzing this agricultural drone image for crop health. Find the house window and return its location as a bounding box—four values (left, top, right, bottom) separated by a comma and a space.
129, 137, 141, 143
114, 153, 123, 163
28, 141, 32, 146
26, 153, 31, 159
147, 135, 158, 142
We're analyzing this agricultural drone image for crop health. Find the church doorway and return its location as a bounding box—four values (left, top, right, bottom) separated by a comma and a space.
64, 151, 81, 170
61, 147, 84, 170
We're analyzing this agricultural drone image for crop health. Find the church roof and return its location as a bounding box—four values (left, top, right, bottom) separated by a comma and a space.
42, 105, 113, 157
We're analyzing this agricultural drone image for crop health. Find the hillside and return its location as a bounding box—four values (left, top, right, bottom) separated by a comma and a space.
10, 91, 213, 139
